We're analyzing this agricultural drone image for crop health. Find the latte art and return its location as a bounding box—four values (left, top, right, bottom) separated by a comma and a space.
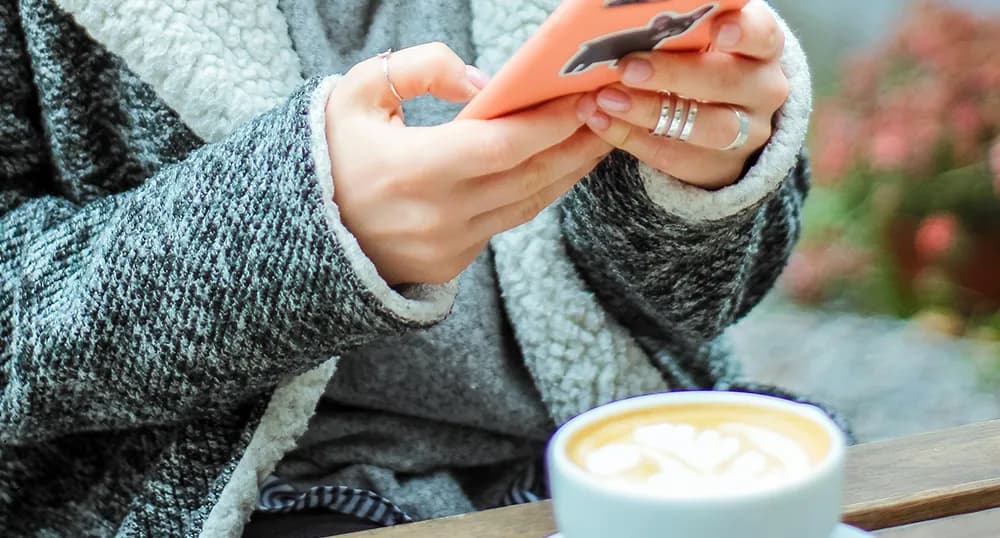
582, 421, 811, 495
567, 402, 831, 497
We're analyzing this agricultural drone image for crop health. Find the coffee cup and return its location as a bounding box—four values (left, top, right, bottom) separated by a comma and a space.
546, 391, 847, 538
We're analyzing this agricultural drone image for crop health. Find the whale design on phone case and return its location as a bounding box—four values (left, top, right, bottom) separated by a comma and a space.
459, 0, 748, 120
562, 5, 715, 75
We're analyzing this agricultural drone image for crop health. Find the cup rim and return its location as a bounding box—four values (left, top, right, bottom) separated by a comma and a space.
547, 390, 847, 504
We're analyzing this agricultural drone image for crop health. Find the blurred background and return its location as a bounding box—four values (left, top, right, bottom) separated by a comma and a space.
730, 0, 1000, 442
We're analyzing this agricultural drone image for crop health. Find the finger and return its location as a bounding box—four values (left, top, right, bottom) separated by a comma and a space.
618, 51, 788, 110
591, 87, 770, 152
341, 42, 482, 110
469, 154, 603, 239
461, 130, 611, 213
585, 115, 745, 188
410, 95, 587, 179
711, 0, 785, 61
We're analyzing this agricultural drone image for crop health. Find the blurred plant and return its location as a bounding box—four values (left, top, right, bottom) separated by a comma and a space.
786, 1, 1000, 340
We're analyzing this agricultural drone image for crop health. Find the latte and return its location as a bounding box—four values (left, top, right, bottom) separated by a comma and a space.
566, 402, 832, 496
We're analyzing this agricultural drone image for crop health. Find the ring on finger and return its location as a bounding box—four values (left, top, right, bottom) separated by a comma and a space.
650, 93, 699, 143
720, 106, 751, 152
377, 48, 405, 103
651, 93, 678, 137
678, 101, 698, 142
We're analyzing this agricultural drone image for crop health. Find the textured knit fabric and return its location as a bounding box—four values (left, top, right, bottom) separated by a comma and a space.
0, 0, 814, 536
272, 0, 806, 523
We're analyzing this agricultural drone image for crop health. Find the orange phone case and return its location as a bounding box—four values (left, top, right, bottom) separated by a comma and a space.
459, 0, 749, 120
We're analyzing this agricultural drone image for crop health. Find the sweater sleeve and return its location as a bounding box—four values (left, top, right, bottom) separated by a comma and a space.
0, 27, 454, 445
558, 6, 810, 357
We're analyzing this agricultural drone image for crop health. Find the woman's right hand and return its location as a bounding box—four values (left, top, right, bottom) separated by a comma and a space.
326, 43, 612, 286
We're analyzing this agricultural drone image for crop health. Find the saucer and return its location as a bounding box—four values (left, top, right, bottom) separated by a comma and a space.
547, 523, 873, 537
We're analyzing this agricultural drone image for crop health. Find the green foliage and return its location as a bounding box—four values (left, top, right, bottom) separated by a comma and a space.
785, 2, 1000, 339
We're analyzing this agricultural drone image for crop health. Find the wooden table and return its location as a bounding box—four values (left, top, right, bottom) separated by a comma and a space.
342, 420, 1000, 537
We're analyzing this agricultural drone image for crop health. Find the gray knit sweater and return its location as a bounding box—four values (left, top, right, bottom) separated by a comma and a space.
0, 0, 814, 536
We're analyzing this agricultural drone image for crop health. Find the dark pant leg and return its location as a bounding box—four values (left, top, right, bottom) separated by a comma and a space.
242, 510, 384, 537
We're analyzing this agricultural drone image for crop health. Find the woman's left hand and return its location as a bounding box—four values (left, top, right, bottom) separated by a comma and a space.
576, 0, 789, 189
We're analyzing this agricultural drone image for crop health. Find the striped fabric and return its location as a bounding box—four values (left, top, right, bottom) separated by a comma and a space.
256, 461, 548, 528
502, 460, 547, 506
256, 476, 413, 527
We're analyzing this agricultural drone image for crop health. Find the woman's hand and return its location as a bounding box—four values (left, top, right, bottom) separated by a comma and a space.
577, 0, 789, 189
327, 43, 611, 286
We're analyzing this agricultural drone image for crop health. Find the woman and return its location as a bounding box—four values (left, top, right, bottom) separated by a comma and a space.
0, 0, 813, 536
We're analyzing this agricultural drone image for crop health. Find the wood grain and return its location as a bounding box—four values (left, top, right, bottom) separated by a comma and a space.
340, 420, 1000, 537
874, 507, 1000, 537
843, 420, 1000, 530
342, 502, 556, 538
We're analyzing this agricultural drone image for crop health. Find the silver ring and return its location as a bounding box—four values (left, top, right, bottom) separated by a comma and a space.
678, 100, 699, 142
721, 106, 750, 151
651, 94, 677, 137
666, 98, 689, 139
378, 49, 405, 103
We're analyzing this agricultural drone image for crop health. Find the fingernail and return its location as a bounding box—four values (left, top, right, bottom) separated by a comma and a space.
576, 95, 598, 122
716, 23, 742, 49
622, 59, 653, 84
466, 65, 490, 90
596, 88, 631, 112
587, 112, 611, 131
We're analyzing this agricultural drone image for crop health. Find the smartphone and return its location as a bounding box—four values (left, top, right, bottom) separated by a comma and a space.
458, 0, 749, 120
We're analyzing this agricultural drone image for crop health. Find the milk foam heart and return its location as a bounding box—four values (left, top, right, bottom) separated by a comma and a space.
582, 421, 812, 495
566, 402, 831, 497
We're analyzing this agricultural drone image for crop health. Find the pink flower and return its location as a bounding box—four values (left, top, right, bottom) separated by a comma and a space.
870, 124, 910, 170
990, 139, 1000, 197
783, 252, 824, 304
950, 101, 984, 160
812, 109, 856, 182
782, 242, 871, 304
914, 213, 960, 261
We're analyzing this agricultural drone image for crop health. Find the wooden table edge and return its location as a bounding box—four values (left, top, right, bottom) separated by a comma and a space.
845, 478, 1000, 530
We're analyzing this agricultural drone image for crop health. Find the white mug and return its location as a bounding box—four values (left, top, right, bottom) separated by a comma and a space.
546, 391, 847, 538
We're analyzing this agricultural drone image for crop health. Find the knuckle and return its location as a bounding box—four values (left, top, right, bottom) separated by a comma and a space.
768, 23, 786, 54
478, 132, 517, 166
766, 73, 791, 108
411, 207, 449, 239
425, 41, 454, 60
520, 158, 549, 194
518, 194, 546, 223
378, 171, 421, 198
411, 241, 447, 268
612, 124, 634, 149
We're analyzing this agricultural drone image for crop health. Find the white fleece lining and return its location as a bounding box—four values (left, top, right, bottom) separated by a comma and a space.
197, 78, 454, 537
199, 359, 338, 538
472, 0, 670, 425
474, 0, 812, 423
638, 3, 813, 221
307, 76, 460, 324
52, 0, 305, 143
490, 207, 670, 426
52, 0, 811, 531
473, 0, 668, 426
52, 2, 455, 536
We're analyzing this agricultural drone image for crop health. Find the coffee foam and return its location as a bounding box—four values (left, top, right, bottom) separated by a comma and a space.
567, 403, 831, 497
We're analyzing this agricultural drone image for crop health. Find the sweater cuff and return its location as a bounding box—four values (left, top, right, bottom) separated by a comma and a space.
637, 4, 811, 222
306, 76, 458, 325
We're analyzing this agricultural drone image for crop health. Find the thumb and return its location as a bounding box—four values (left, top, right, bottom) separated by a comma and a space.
343, 42, 488, 111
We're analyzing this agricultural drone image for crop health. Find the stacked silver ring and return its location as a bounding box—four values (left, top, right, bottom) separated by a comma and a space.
651, 93, 698, 143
